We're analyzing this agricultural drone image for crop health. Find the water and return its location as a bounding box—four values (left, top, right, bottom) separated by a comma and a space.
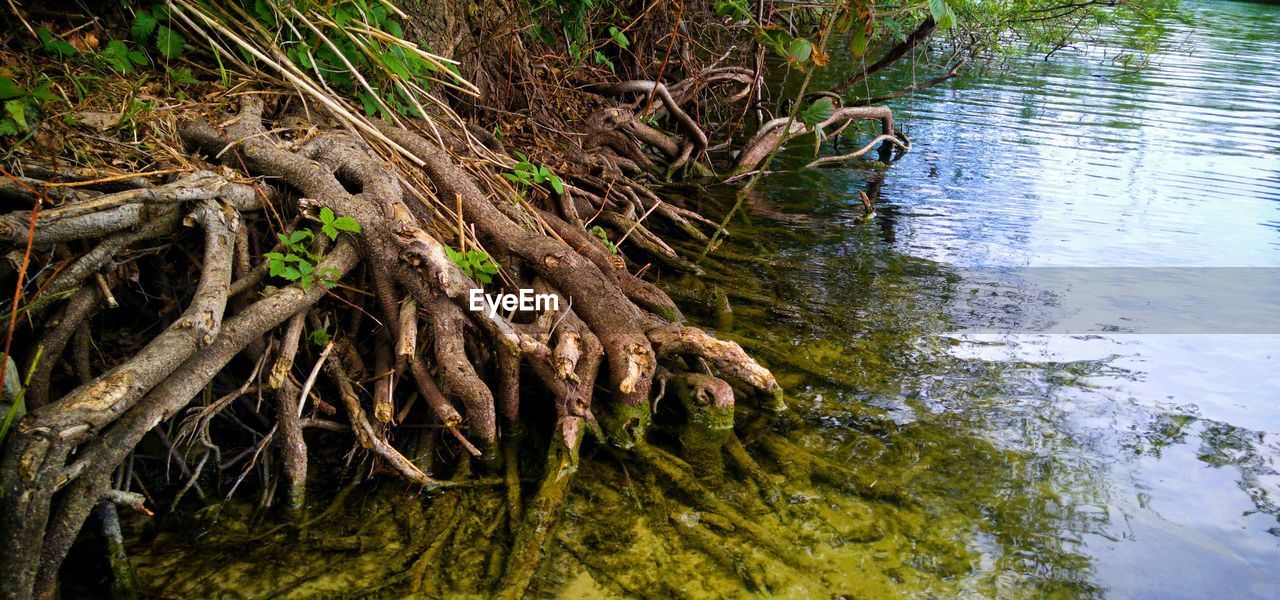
124, 1, 1280, 596
695, 0, 1280, 595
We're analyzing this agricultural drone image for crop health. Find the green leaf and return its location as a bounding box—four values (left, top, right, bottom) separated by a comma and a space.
332, 216, 360, 233
941, 5, 958, 30
714, 0, 750, 20
252, 0, 277, 28
103, 40, 134, 74
800, 98, 835, 126
37, 28, 78, 57
609, 26, 630, 49
310, 328, 330, 347
357, 91, 378, 116
786, 38, 812, 63
155, 25, 186, 59
594, 51, 615, 73
297, 261, 313, 276
0, 78, 21, 101
27, 82, 58, 103
850, 22, 869, 59
132, 10, 158, 43
319, 206, 335, 224
263, 252, 284, 261
5, 101, 27, 132
280, 266, 302, 281
928, 0, 947, 23
0, 120, 17, 137
168, 66, 198, 85
929, 0, 956, 29
382, 54, 412, 80
321, 223, 338, 240
548, 173, 564, 195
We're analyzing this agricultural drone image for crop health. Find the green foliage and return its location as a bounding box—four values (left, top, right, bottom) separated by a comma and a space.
0, 349, 41, 448
928, 0, 959, 30
167, 66, 200, 85
800, 97, 834, 126
445, 247, 500, 284
133, 8, 186, 60
132, 10, 159, 42
589, 225, 618, 254
0, 76, 59, 137
310, 327, 331, 347
714, 0, 752, 21
524, 0, 632, 70
317, 207, 362, 241
608, 26, 629, 49
36, 27, 78, 57
263, 210, 357, 290
100, 40, 150, 74
113, 98, 154, 136
503, 152, 564, 195
787, 38, 813, 63
241, 0, 443, 120
155, 25, 187, 59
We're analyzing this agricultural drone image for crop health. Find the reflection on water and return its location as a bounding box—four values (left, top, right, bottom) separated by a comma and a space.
691, 0, 1280, 596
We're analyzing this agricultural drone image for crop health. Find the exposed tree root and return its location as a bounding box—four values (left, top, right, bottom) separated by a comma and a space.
0, 84, 800, 596
0, 14, 915, 591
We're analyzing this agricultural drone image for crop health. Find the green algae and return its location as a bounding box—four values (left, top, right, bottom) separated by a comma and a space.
124, 199, 1107, 598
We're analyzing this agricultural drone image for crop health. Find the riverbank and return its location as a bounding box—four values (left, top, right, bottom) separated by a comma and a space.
6, 0, 1269, 597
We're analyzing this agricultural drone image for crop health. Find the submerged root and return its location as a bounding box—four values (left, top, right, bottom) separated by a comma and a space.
0, 87, 798, 597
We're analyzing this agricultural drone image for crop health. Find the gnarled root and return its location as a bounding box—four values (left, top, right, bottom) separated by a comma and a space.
733, 105, 907, 176
0, 86, 792, 598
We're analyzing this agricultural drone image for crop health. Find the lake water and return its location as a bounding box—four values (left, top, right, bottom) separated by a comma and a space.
697, 0, 1280, 596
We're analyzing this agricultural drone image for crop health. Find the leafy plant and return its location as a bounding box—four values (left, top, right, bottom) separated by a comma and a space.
310, 327, 331, 347
502, 152, 564, 195
0, 76, 60, 137
263, 209, 359, 289
0, 348, 41, 447
524, 0, 632, 70
445, 247, 500, 284
132, 8, 186, 59
36, 27, 78, 57
928, 0, 959, 31
100, 40, 150, 75
228, 0, 468, 121
589, 225, 617, 254
799, 97, 834, 126
317, 207, 361, 240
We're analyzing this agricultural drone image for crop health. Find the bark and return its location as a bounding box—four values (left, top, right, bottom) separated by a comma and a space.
0, 241, 357, 600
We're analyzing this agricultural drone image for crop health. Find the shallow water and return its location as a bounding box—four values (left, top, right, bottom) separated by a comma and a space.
124, 1, 1280, 597
682, 0, 1280, 595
